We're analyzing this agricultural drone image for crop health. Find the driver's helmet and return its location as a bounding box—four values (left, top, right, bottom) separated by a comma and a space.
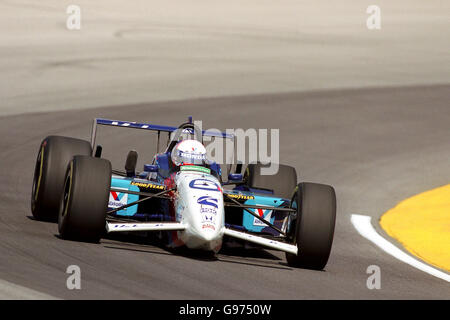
171, 139, 207, 166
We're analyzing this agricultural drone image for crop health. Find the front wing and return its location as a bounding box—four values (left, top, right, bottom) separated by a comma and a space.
105, 221, 298, 255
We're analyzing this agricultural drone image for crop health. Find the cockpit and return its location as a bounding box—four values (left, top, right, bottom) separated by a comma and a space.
152, 122, 221, 180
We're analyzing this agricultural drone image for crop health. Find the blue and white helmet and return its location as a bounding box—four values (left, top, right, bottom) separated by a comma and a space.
171, 139, 207, 166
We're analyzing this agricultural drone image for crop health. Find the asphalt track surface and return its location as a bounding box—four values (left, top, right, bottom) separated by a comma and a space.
2, 0, 449, 116
0, 84, 449, 299
1, 0, 449, 299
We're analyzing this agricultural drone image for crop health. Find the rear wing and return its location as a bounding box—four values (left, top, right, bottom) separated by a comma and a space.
90, 118, 234, 153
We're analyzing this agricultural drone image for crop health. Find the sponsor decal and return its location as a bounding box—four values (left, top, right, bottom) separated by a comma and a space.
180, 165, 211, 174
197, 196, 218, 208
202, 223, 216, 231
130, 181, 166, 190
203, 214, 214, 222
200, 197, 217, 224
112, 224, 138, 229
200, 207, 217, 215
226, 193, 254, 200
109, 191, 128, 209
189, 179, 222, 192
253, 208, 273, 226
182, 128, 195, 134
198, 196, 218, 216
178, 150, 206, 161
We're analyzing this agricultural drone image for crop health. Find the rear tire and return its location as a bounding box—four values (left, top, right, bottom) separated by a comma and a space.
31, 136, 92, 221
244, 163, 297, 199
286, 182, 336, 270
58, 156, 111, 242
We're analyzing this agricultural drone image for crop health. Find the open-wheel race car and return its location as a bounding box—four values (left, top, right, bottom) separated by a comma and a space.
31, 118, 336, 270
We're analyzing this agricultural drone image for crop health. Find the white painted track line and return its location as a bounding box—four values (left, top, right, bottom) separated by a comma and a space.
351, 214, 450, 283
0, 279, 59, 300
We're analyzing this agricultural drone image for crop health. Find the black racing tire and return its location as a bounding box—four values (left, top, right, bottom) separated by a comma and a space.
58, 156, 111, 242
286, 182, 336, 270
31, 136, 92, 222
244, 163, 297, 199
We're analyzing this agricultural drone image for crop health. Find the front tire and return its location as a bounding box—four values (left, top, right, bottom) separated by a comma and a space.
31, 136, 92, 221
58, 156, 111, 242
286, 182, 336, 270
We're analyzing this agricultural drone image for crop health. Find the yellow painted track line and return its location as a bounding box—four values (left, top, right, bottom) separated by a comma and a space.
380, 184, 450, 272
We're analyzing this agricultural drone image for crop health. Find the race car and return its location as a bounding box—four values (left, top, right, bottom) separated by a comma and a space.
31, 118, 336, 270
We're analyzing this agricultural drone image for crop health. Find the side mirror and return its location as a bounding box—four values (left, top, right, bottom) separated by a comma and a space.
125, 150, 138, 177
94, 145, 102, 158
143, 164, 158, 173
228, 173, 243, 183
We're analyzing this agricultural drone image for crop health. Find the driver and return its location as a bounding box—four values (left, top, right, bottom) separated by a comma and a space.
171, 139, 207, 167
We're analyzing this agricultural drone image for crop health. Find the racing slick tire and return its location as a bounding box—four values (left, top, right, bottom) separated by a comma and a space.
31, 136, 92, 222
286, 182, 336, 270
58, 155, 111, 242
244, 163, 297, 199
